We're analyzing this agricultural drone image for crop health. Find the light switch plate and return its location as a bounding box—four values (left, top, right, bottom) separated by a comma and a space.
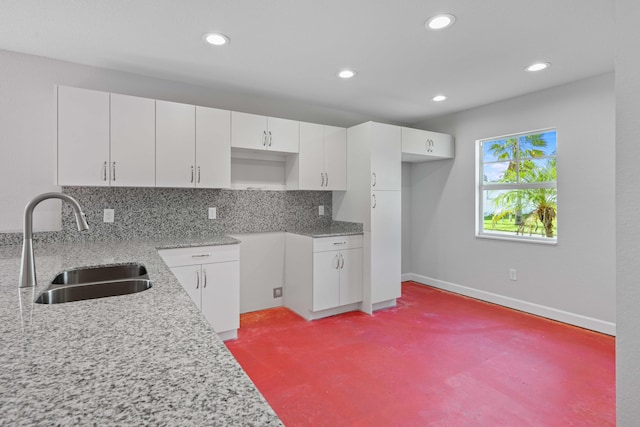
103, 209, 115, 223
208, 207, 217, 220
319, 205, 325, 216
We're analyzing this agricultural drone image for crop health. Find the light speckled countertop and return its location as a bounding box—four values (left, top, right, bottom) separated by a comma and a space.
0, 236, 282, 426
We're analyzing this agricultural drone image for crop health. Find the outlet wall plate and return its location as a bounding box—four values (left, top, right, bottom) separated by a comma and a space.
103, 209, 115, 223
319, 205, 325, 216
273, 287, 283, 298
208, 207, 217, 220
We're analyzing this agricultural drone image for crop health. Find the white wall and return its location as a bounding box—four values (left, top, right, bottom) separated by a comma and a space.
615, 0, 640, 423
0, 49, 373, 232
405, 73, 615, 333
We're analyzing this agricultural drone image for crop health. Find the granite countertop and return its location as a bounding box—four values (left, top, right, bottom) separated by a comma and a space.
287, 222, 364, 238
0, 237, 282, 426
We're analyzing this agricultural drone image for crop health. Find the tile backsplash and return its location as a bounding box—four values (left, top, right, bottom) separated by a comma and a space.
0, 187, 341, 245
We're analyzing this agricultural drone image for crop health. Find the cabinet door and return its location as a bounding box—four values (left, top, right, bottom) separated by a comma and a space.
170, 265, 202, 310
298, 122, 325, 190
401, 127, 429, 156
110, 93, 156, 187
429, 131, 454, 158
370, 123, 401, 190
323, 125, 347, 191
339, 248, 363, 305
267, 117, 299, 153
201, 261, 240, 334
312, 251, 340, 311
156, 100, 196, 188
231, 111, 268, 150
370, 190, 401, 304
196, 106, 231, 188
57, 86, 110, 186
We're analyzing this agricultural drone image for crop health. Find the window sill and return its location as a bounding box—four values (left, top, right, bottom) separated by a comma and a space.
476, 232, 557, 245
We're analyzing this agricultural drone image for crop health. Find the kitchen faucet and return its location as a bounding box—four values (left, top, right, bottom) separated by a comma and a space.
19, 192, 89, 288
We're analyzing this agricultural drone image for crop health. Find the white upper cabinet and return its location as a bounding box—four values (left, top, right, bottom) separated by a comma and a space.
297, 122, 325, 189
401, 127, 454, 162
231, 111, 299, 153
110, 93, 156, 187
370, 122, 402, 191
195, 106, 231, 188
57, 86, 110, 186
288, 122, 347, 191
156, 100, 196, 188
323, 125, 347, 191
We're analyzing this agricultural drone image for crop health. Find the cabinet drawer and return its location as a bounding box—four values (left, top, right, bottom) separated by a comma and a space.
159, 244, 240, 267
313, 235, 363, 253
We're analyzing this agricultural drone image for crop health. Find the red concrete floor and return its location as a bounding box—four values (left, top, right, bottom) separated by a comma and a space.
226, 282, 615, 426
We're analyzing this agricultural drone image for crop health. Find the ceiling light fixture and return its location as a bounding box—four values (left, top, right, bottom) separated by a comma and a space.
432, 95, 447, 102
203, 33, 230, 46
337, 69, 357, 79
525, 62, 551, 72
425, 14, 456, 30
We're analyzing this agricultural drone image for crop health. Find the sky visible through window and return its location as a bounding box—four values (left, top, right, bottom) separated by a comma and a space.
483, 131, 557, 183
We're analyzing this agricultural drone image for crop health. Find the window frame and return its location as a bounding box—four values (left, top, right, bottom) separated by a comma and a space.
476, 127, 557, 244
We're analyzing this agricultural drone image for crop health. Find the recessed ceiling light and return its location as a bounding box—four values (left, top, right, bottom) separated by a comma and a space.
203, 33, 230, 46
425, 14, 456, 30
337, 69, 357, 79
525, 62, 551, 72
432, 95, 447, 102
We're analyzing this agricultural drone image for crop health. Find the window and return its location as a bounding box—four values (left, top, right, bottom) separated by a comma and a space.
477, 129, 557, 243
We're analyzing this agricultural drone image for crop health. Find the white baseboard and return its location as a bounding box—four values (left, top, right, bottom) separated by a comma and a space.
404, 273, 616, 336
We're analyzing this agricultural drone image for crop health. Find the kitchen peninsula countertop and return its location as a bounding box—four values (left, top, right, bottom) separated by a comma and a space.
287, 222, 364, 238
0, 236, 282, 426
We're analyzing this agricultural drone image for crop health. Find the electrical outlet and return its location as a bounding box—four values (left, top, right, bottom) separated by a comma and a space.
273, 287, 283, 298
509, 269, 517, 281
208, 207, 217, 220
103, 209, 115, 223
319, 205, 325, 216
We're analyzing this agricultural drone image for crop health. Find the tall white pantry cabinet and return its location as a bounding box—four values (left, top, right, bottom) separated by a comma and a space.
333, 122, 402, 313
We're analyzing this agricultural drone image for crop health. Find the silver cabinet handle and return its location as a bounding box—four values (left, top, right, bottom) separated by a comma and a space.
195, 270, 200, 289
334, 254, 340, 269
191, 254, 211, 258
372, 172, 377, 187
197, 166, 201, 183
325, 173, 329, 187
339, 254, 345, 269
112, 161, 116, 181
190, 166, 194, 183
425, 140, 429, 152
333, 241, 347, 245
103, 161, 108, 181
203, 268, 207, 288
268, 130, 272, 147
321, 172, 325, 187
372, 194, 377, 208
263, 130, 267, 146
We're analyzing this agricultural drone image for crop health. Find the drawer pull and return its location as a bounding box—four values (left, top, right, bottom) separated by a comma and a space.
191, 254, 211, 258
332, 242, 347, 245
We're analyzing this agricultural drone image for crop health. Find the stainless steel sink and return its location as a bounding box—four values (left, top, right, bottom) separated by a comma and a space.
36, 263, 152, 304
51, 263, 148, 284
35, 279, 152, 304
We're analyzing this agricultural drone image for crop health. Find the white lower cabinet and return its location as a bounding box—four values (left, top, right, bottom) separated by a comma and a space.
159, 244, 240, 340
285, 233, 363, 320
313, 247, 362, 311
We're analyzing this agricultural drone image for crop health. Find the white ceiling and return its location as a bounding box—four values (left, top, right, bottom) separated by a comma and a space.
0, 0, 614, 125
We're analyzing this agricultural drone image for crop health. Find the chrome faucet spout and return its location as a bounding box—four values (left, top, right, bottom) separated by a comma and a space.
19, 192, 89, 288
